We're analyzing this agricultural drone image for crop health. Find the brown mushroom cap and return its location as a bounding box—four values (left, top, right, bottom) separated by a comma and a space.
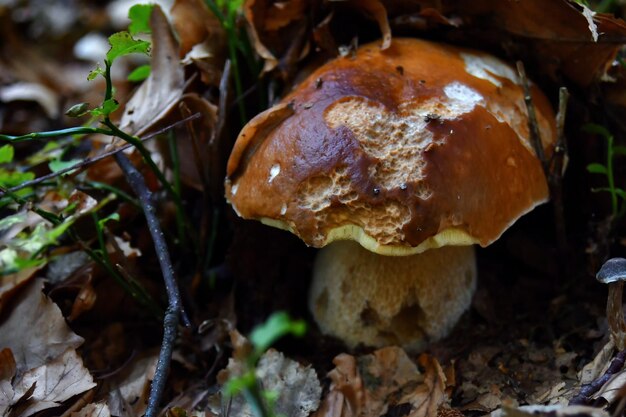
225, 38, 556, 255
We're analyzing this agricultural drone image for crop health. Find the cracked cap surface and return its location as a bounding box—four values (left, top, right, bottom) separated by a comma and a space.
225, 38, 557, 255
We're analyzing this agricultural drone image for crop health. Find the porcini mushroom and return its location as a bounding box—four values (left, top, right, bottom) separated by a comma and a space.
225, 38, 556, 350
596, 258, 626, 350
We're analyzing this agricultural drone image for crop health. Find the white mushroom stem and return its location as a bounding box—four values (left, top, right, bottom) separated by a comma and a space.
607, 281, 626, 350
308, 241, 477, 351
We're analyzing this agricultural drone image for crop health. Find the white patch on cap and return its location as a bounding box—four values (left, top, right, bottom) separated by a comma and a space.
231, 183, 239, 195
443, 82, 484, 114
269, 164, 281, 183
461, 53, 519, 87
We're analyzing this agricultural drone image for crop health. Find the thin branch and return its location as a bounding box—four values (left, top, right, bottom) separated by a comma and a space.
518, 62, 571, 278
114, 152, 183, 417
517, 61, 548, 172
0, 126, 112, 142
550, 87, 570, 260
0, 113, 201, 198
570, 348, 626, 405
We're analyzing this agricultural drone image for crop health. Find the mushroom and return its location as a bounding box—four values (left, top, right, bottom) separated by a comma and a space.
596, 258, 626, 350
225, 38, 557, 350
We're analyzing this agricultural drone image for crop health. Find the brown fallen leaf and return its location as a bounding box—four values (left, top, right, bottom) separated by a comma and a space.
106, 353, 158, 417
119, 5, 185, 137
495, 404, 610, 417
243, 0, 310, 76
344, 0, 391, 49
0, 279, 84, 375
10, 348, 96, 417
313, 347, 449, 417
170, 0, 225, 59
70, 402, 111, 417
402, 354, 447, 417
0, 265, 38, 316
445, 0, 626, 86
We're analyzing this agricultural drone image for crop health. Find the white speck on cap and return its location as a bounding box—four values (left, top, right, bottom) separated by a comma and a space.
269, 164, 281, 183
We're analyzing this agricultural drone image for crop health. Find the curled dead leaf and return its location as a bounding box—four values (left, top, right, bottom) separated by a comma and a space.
314, 347, 450, 417
120, 5, 184, 137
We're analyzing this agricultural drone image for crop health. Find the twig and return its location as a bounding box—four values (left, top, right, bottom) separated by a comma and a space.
517, 61, 548, 172
569, 348, 626, 405
550, 87, 570, 266
0, 113, 201, 198
517, 61, 570, 277
114, 152, 183, 417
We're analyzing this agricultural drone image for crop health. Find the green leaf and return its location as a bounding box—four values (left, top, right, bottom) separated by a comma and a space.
129, 4, 154, 35
97, 212, 120, 230
224, 370, 256, 396
65, 102, 90, 117
615, 188, 626, 200
106, 31, 151, 63
249, 311, 306, 353
0, 144, 14, 164
0, 169, 35, 188
128, 64, 151, 82
614, 145, 626, 157
48, 159, 82, 174
88, 65, 105, 81
0, 212, 27, 232
587, 163, 608, 174
90, 98, 120, 117
582, 123, 612, 140
226, 0, 244, 15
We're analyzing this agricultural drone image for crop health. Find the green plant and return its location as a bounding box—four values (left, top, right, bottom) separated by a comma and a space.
225, 312, 307, 417
0, 4, 195, 266
204, 0, 262, 123
585, 123, 626, 219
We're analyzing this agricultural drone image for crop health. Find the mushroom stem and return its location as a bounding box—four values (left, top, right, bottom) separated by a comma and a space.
607, 281, 626, 350
308, 241, 477, 350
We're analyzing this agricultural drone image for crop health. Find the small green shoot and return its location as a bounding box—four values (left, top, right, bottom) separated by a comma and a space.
584, 123, 626, 219
204, 0, 262, 124
225, 312, 306, 417
128, 64, 151, 82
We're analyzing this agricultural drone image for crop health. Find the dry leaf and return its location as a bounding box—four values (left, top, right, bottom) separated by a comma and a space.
171, 0, 225, 58
403, 354, 447, 417
11, 348, 96, 417
494, 404, 610, 417
243, 0, 310, 75
119, 5, 185, 137
107, 353, 158, 417
345, 0, 391, 49
0, 279, 84, 375
579, 340, 615, 385
593, 367, 626, 404
581, 5, 599, 42
71, 402, 112, 417
0, 265, 38, 315
221, 348, 322, 417
447, 0, 626, 86
314, 346, 434, 417
0, 82, 59, 118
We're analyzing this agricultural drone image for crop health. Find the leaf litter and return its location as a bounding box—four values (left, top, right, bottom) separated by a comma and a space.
5, 1, 626, 417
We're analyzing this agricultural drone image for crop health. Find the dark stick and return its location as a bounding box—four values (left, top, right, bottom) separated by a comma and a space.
517, 62, 570, 277
114, 152, 182, 417
569, 348, 626, 405
517, 61, 548, 172
551, 87, 570, 266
